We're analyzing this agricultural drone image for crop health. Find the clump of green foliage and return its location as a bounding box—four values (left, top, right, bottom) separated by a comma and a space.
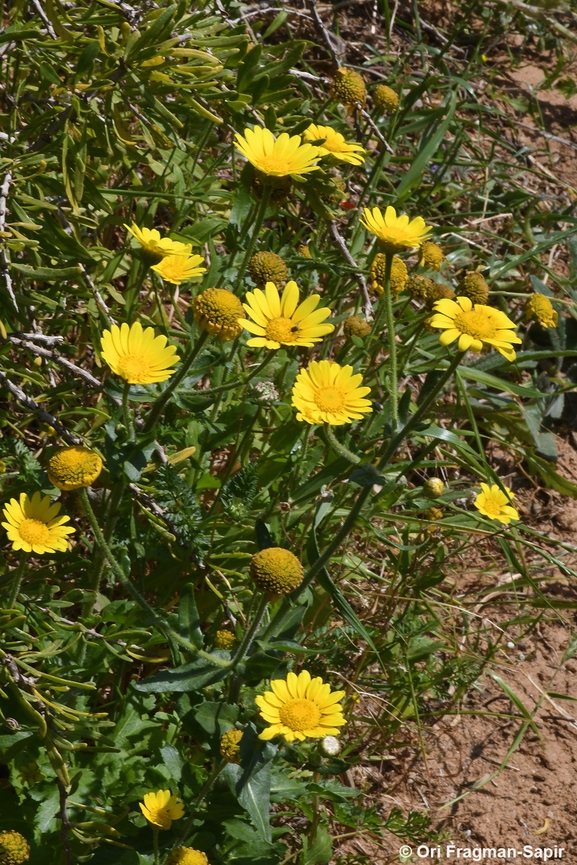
1, 0, 577, 863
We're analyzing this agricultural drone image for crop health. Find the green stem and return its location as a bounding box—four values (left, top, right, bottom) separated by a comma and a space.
82, 482, 125, 617
200, 353, 273, 398
233, 186, 272, 292
323, 425, 361, 464
79, 488, 230, 665
231, 593, 269, 669
162, 759, 227, 865
153, 828, 159, 865
381, 252, 398, 429
262, 351, 465, 637
143, 330, 209, 433
122, 383, 136, 441
7, 552, 28, 607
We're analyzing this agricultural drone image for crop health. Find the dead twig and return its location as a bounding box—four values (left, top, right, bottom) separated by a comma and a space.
0, 371, 83, 445
6, 336, 103, 389
0, 171, 18, 311
329, 221, 373, 319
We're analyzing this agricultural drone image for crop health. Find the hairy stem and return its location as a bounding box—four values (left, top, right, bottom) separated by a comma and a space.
323, 424, 361, 464
7, 552, 28, 608
143, 330, 209, 433
233, 185, 272, 292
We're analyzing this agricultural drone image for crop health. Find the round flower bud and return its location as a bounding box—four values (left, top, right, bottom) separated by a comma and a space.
424, 478, 445, 498
297, 245, 312, 258
458, 272, 489, 305
525, 293, 558, 329
220, 729, 244, 764
320, 735, 341, 757
419, 241, 444, 271
248, 252, 288, 289
47, 446, 103, 491
0, 831, 30, 865
373, 84, 399, 112
370, 254, 407, 295
193, 288, 244, 342
167, 848, 209, 865
343, 316, 371, 339
407, 274, 435, 301
331, 68, 367, 109
426, 506, 443, 521
249, 547, 304, 595
214, 630, 236, 650
428, 283, 455, 303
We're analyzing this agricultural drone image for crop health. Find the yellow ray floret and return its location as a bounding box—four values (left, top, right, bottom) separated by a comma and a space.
474, 483, 519, 525
100, 321, 179, 384
256, 670, 346, 743
239, 281, 334, 349
124, 223, 192, 257
429, 296, 522, 361
2, 492, 75, 554
302, 124, 365, 166
360, 205, 432, 249
292, 360, 372, 426
234, 127, 321, 179
139, 789, 184, 830
151, 254, 206, 284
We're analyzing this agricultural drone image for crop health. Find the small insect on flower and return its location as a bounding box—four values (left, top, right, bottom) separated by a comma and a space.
139, 790, 184, 830
100, 321, 180, 384
360, 206, 433, 252
2, 492, 75, 555
256, 670, 346, 743
474, 483, 519, 525
240, 281, 334, 349
234, 127, 321, 181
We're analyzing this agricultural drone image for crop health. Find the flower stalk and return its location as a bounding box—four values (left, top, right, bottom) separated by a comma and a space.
8, 552, 28, 608
233, 185, 272, 292
143, 330, 209, 433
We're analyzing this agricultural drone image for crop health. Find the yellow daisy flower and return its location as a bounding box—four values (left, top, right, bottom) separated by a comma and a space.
124, 223, 192, 258
429, 296, 522, 361
150, 254, 206, 285
292, 360, 372, 426
167, 848, 208, 865
474, 483, 519, 525
302, 124, 365, 166
360, 205, 432, 251
525, 293, 558, 329
239, 281, 334, 349
234, 127, 321, 180
48, 446, 103, 491
256, 670, 346, 743
100, 322, 179, 384
139, 789, 184, 830
2, 492, 75, 554
0, 831, 30, 865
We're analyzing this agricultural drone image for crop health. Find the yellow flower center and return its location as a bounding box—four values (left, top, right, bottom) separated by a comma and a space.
18, 518, 51, 546
118, 354, 149, 381
266, 317, 299, 342
279, 698, 321, 731
257, 155, 287, 175
453, 309, 497, 340
151, 809, 172, 830
158, 259, 186, 280
314, 386, 346, 413
481, 496, 503, 518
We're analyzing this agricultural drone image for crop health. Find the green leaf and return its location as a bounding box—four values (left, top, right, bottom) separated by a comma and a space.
133, 653, 230, 692
300, 828, 332, 865
349, 464, 387, 487
396, 92, 457, 198
11, 263, 83, 280
194, 701, 239, 736
525, 452, 577, 498
178, 583, 204, 649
